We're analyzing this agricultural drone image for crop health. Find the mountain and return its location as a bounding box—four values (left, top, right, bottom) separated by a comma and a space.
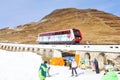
0, 8, 120, 44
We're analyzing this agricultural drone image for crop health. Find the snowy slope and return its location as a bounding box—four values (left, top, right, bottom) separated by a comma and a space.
0, 50, 119, 80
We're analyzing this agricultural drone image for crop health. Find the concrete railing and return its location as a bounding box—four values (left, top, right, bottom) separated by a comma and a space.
0, 43, 120, 53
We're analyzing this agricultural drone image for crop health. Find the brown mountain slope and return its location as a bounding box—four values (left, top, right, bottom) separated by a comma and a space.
0, 8, 120, 44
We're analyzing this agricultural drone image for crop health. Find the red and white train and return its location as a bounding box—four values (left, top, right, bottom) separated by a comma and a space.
37, 28, 82, 44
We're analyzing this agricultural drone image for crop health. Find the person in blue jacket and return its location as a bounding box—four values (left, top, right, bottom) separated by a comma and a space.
68, 57, 73, 69
38, 61, 47, 80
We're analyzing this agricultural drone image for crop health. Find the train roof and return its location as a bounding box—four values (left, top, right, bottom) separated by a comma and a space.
39, 28, 80, 35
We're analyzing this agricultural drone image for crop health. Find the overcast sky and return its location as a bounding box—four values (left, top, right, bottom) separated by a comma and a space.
0, 0, 120, 29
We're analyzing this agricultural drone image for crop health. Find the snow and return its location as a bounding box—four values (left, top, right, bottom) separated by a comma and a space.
0, 50, 42, 80
47, 66, 103, 80
0, 50, 120, 80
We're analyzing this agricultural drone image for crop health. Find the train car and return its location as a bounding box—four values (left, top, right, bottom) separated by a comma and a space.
37, 28, 82, 44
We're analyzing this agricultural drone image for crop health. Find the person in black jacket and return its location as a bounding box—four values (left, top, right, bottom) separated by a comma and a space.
94, 58, 100, 74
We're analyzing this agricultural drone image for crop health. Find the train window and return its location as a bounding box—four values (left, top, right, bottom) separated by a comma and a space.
66, 30, 70, 34
54, 32, 56, 35
62, 31, 64, 34
45, 33, 48, 36
65, 31, 67, 34
73, 29, 80, 37
39, 30, 70, 36
55, 32, 59, 35
59, 32, 62, 35
51, 33, 54, 35
57, 32, 59, 35
58, 32, 61, 35
61, 31, 69, 34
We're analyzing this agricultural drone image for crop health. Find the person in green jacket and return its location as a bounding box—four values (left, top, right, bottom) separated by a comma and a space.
38, 61, 47, 80
101, 71, 119, 80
